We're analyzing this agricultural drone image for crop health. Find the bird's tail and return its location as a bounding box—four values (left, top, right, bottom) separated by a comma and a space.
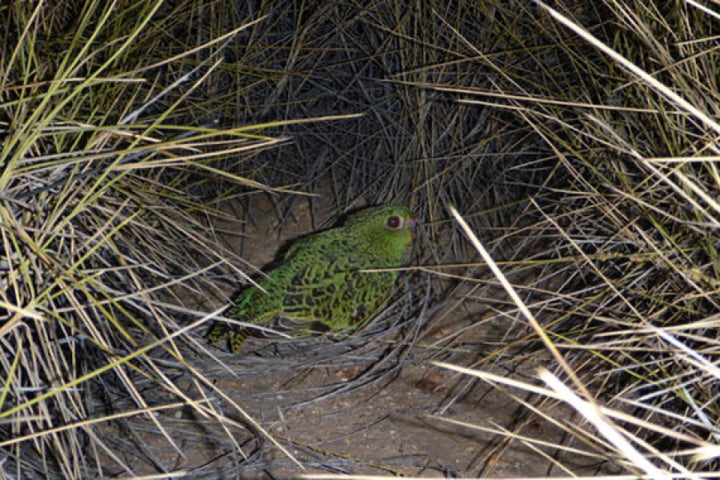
206, 321, 251, 353
229, 329, 251, 353
205, 321, 229, 344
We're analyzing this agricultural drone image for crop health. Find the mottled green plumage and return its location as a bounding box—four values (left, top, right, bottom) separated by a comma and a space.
207, 204, 415, 353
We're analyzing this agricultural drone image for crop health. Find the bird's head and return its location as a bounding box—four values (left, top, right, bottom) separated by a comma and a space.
344, 204, 415, 266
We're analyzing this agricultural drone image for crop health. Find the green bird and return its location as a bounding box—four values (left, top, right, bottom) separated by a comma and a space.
207, 204, 415, 353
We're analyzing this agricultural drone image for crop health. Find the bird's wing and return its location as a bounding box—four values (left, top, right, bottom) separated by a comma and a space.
280, 260, 397, 331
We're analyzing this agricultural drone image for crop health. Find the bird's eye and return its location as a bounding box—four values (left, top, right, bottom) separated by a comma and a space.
385, 215, 404, 230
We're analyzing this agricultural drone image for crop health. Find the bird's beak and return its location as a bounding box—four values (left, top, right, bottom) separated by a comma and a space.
408, 217, 418, 233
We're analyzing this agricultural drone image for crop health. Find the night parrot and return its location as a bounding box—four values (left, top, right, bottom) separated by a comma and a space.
207, 204, 415, 353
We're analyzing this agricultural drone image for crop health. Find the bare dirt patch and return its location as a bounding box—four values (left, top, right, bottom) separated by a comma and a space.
99, 194, 607, 478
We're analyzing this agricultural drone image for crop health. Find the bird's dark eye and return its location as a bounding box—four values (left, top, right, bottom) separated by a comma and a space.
385, 215, 403, 230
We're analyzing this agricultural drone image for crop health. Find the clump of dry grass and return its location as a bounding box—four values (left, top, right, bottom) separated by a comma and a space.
421, 1, 720, 476
0, 1, 304, 477
4, 0, 719, 477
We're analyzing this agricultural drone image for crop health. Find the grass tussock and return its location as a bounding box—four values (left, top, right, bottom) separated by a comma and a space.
424, 1, 720, 476
0, 1, 307, 477
2, 0, 720, 477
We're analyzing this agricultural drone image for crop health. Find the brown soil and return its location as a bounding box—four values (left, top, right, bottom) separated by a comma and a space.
100, 194, 607, 478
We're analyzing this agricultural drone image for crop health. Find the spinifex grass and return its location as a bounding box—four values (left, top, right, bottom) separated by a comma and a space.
410, 1, 720, 477
6, 0, 720, 477
0, 1, 349, 477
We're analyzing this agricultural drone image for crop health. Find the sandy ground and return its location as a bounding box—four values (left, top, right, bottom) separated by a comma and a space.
99, 193, 610, 478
